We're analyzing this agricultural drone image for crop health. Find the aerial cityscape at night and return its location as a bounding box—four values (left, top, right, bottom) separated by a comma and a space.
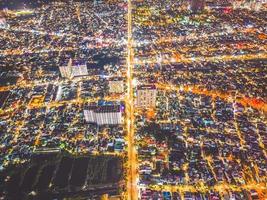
0, 0, 266, 199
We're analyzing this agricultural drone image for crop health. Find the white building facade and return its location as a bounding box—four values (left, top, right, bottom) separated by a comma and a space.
59, 58, 88, 79
84, 105, 122, 125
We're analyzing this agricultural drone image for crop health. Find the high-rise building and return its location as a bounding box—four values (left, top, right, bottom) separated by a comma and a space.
109, 79, 124, 94
84, 104, 122, 125
233, 0, 266, 10
72, 64, 88, 77
136, 85, 157, 108
59, 65, 73, 79
59, 58, 88, 79
190, 0, 205, 12
84, 108, 96, 123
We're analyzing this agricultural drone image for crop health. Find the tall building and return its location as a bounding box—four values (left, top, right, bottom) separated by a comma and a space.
72, 64, 88, 77
136, 85, 157, 108
59, 66, 73, 79
84, 104, 122, 125
71, 59, 88, 77
59, 58, 88, 79
109, 79, 124, 94
190, 0, 205, 12
232, 0, 264, 10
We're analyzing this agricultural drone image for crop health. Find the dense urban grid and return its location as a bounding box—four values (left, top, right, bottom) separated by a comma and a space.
0, 0, 266, 199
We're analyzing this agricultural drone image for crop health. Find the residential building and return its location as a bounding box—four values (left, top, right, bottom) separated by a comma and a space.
136, 85, 157, 108
84, 104, 122, 125
109, 79, 124, 94
59, 58, 88, 79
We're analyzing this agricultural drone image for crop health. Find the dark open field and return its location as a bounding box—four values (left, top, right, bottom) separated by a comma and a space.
0, 152, 123, 200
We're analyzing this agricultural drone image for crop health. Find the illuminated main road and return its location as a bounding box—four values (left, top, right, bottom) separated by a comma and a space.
126, 0, 138, 199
